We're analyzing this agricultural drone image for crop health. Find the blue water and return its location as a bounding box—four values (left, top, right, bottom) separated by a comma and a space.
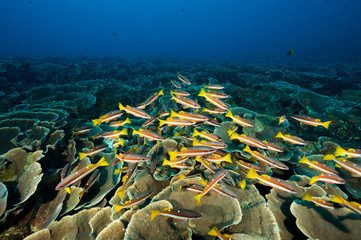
1, 0, 361, 62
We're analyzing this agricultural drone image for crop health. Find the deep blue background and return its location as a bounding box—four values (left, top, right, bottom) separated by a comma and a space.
1, 0, 361, 62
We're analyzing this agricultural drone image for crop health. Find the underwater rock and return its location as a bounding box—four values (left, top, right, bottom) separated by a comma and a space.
152, 177, 242, 236
1, 147, 27, 181
24, 229, 51, 240
96, 220, 125, 240
89, 206, 112, 238
16, 161, 43, 204
47, 207, 101, 240
291, 201, 361, 240
228, 184, 280, 240
0, 127, 20, 154
61, 186, 83, 215
0, 182, 8, 217
31, 188, 68, 231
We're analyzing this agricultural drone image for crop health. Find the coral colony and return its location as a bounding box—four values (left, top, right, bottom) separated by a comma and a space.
0, 59, 361, 239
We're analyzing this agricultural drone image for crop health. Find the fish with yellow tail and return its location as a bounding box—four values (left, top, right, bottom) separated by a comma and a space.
324, 154, 361, 177
246, 167, 297, 193
114, 190, 153, 213
275, 132, 306, 145
208, 226, 234, 240
78, 144, 108, 160
331, 193, 361, 216
243, 145, 289, 170
291, 115, 332, 129
109, 117, 131, 128
116, 163, 138, 199
334, 146, 361, 158
278, 115, 286, 125
225, 110, 254, 127
302, 192, 334, 209
55, 157, 108, 191
150, 208, 201, 221
309, 173, 345, 185
91, 110, 124, 126
136, 89, 164, 109
299, 155, 338, 175
194, 169, 228, 205
132, 128, 164, 141
177, 72, 191, 85
118, 102, 151, 119
198, 88, 228, 110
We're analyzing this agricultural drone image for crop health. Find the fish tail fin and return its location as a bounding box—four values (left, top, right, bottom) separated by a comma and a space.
239, 179, 246, 189
275, 131, 283, 138
299, 156, 309, 164
162, 159, 171, 166
121, 128, 128, 136
97, 157, 109, 167
118, 102, 124, 111
323, 154, 335, 160
207, 226, 218, 236
229, 132, 237, 140
92, 119, 101, 126
71, 131, 75, 137
158, 89, 164, 96
302, 192, 313, 201
198, 88, 206, 97
309, 176, 318, 185
174, 131, 179, 137
246, 167, 258, 179
168, 151, 178, 161
322, 121, 332, 129
193, 128, 200, 137
65, 187, 71, 194
114, 204, 124, 213
193, 138, 198, 146
224, 154, 233, 163
170, 109, 177, 118
194, 194, 202, 205
132, 128, 138, 136
331, 193, 344, 204
114, 169, 121, 175
243, 145, 251, 153
78, 190, 84, 199
334, 146, 346, 157
79, 152, 87, 160
124, 117, 131, 124
150, 210, 160, 221
225, 110, 232, 118
158, 118, 165, 127
117, 188, 124, 199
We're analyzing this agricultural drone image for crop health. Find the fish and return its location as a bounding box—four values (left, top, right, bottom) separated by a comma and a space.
177, 73, 191, 85
92, 110, 124, 126
150, 208, 201, 221
158, 117, 196, 127
61, 163, 70, 181
198, 89, 228, 110
171, 80, 182, 88
291, 115, 331, 129
115, 153, 150, 163
170, 110, 208, 122
55, 157, 108, 191
112, 139, 125, 149
243, 145, 289, 170
334, 146, 361, 158
79, 144, 108, 160
193, 129, 224, 142
278, 115, 286, 125
116, 163, 138, 199
201, 108, 227, 115
286, 49, 294, 56
136, 89, 164, 109
72, 126, 93, 137
302, 192, 334, 209
203, 84, 224, 90
171, 95, 200, 109
331, 193, 361, 216
162, 156, 189, 166
199, 154, 233, 164
204, 117, 221, 127
246, 167, 297, 193
193, 139, 227, 149
299, 156, 338, 175
93, 128, 128, 140
142, 116, 158, 128
324, 154, 361, 177
309, 173, 345, 185
168, 146, 216, 161
181, 183, 237, 199
79, 170, 100, 199
230, 133, 267, 149
263, 140, 284, 152
275, 132, 306, 145
109, 117, 131, 128
205, 91, 229, 99
208, 226, 234, 240
132, 128, 164, 141
235, 159, 265, 172
114, 190, 153, 212
225, 110, 254, 127
194, 169, 228, 205
170, 90, 190, 96
119, 102, 151, 119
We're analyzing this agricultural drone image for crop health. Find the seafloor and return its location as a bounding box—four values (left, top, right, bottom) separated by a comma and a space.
0, 57, 360, 240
